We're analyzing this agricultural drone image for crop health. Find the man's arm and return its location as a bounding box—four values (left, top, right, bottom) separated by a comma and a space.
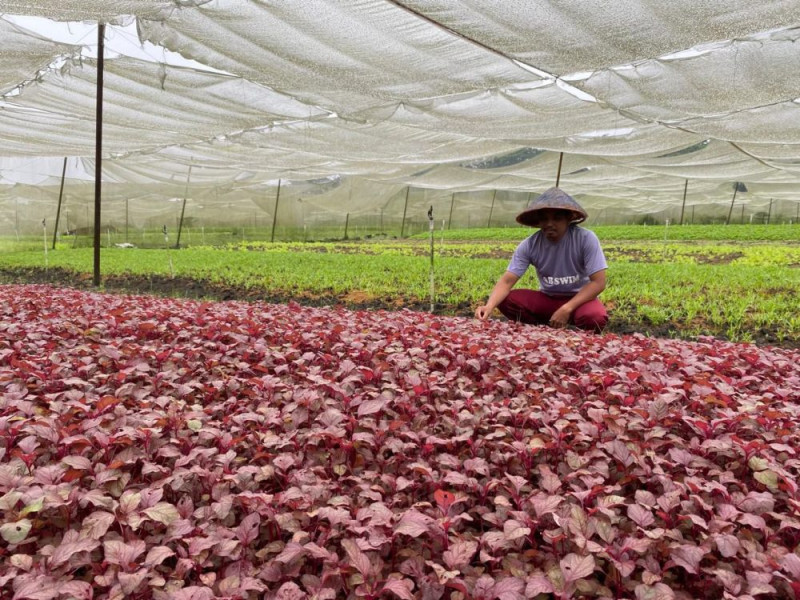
475, 271, 520, 320
549, 269, 606, 327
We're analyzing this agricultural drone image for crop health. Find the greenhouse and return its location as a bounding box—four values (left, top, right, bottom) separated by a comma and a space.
1, 2, 799, 599
2, 1, 800, 236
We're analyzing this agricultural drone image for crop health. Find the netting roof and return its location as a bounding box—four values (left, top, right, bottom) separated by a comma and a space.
2, 0, 800, 222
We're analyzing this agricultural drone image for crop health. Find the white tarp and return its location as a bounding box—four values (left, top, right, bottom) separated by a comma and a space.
1, 0, 800, 226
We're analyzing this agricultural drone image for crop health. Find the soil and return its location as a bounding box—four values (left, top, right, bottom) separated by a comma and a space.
0, 266, 795, 349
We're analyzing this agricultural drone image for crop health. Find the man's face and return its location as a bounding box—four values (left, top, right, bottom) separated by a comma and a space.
537, 209, 572, 242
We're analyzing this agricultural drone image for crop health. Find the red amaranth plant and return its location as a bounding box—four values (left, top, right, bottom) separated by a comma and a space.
0, 284, 799, 599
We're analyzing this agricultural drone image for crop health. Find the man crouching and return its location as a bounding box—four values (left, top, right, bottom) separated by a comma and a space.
474, 187, 608, 332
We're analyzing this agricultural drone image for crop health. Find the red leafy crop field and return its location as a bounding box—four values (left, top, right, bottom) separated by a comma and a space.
1, 284, 799, 600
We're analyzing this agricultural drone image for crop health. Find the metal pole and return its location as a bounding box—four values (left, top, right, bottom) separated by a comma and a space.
767, 198, 773, 224
725, 183, 739, 225
344, 213, 350, 240
428, 206, 434, 313
447, 192, 455, 229
271, 179, 281, 242
93, 22, 105, 287
487, 189, 497, 228
555, 152, 564, 187
175, 164, 192, 249
42, 219, 48, 269
52, 157, 67, 249
678, 179, 688, 226
400, 186, 410, 238
125, 197, 129, 242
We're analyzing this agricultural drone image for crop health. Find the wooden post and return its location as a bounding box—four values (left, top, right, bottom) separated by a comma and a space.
447, 192, 455, 229
271, 179, 281, 242
487, 189, 497, 228
678, 179, 688, 226
52, 157, 67, 249
175, 165, 192, 249
555, 152, 564, 187
400, 186, 410, 238
93, 22, 105, 287
725, 183, 739, 225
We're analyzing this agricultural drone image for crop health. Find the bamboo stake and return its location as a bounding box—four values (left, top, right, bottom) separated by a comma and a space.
725, 183, 739, 225
555, 152, 564, 187
271, 179, 282, 243
175, 164, 192, 248
447, 192, 455, 229
487, 189, 497, 228
52, 157, 67, 249
400, 186, 410, 238
678, 179, 688, 226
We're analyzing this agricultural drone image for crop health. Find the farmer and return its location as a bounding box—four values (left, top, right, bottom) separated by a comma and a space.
474, 187, 608, 332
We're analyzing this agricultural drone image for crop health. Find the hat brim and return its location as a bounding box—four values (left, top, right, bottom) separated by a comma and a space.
516, 209, 586, 228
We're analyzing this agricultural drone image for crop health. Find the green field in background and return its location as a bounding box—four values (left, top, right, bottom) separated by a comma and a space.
1, 224, 798, 344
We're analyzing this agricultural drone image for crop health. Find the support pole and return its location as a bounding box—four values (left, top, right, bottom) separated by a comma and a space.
344, 213, 350, 240
271, 179, 281, 242
767, 198, 773, 224
427, 206, 434, 313
175, 164, 192, 249
42, 219, 48, 269
93, 22, 105, 287
678, 179, 688, 226
52, 157, 67, 249
487, 189, 497, 228
400, 186, 410, 238
125, 197, 129, 242
555, 152, 564, 187
725, 183, 739, 225
447, 192, 455, 229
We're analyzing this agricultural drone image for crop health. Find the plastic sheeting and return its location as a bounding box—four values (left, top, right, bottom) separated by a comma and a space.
1, 0, 800, 232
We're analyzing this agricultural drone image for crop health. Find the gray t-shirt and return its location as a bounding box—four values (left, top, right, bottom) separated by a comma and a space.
507, 226, 608, 295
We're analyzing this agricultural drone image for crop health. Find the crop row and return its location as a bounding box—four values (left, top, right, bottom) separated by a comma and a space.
220, 240, 800, 268
1, 285, 799, 599
419, 224, 800, 243
0, 241, 798, 345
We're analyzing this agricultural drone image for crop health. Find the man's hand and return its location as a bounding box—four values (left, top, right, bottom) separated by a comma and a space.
475, 305, 492, 320
549, 305, 573, 328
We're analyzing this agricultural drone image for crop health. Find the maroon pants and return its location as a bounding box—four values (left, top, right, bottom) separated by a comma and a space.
498, 289, 608, 332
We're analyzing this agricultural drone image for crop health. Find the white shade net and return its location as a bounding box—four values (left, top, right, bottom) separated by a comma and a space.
1, 0, 800, 233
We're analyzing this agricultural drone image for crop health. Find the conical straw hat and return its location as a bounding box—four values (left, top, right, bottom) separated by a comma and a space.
515, 187, 587, 227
